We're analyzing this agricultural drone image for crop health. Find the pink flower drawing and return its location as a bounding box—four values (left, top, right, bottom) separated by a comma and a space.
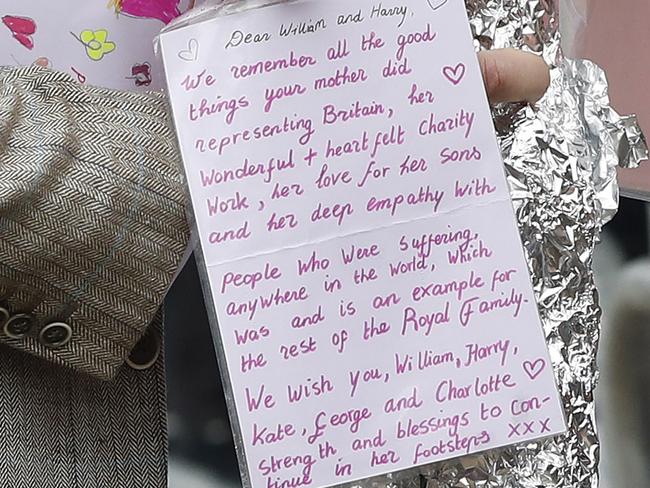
111, 0, 183, 25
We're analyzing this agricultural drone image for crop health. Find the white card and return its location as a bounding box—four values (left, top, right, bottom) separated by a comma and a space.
160, 1, 567, 487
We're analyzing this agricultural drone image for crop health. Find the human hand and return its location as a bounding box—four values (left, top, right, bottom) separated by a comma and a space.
479, 48, 551, 104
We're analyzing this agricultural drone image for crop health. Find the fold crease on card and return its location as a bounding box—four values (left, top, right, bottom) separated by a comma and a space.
159, 0, 646, 487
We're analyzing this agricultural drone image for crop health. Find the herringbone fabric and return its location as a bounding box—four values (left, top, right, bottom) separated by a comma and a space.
0, 311, 168, 488
0, 65, 189, 380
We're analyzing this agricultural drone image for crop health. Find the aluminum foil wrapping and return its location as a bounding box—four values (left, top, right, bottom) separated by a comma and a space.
166, 1, 648, 486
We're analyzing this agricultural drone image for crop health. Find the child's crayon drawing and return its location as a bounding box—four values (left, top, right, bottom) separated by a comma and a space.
1, 1, 194, 91
2, 15, 36, 50
34, 57, 50, 67
127, 62, 153, 86
109, 0, 183, 24
71, 29, 116, 61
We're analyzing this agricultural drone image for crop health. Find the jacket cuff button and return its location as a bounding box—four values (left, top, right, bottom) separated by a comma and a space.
0, 307, 9, 329
126, 327, 161, 371
4, 313, 34, 339
39, 322, 72, 348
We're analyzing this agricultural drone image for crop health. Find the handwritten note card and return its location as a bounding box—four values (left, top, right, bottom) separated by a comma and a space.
160, 1, 566, 487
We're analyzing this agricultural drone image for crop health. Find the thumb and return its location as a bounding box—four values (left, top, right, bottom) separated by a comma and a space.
478, 48, 550, 104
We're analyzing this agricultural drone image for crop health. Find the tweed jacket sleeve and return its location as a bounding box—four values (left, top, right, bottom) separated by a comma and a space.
0, 65, 189, 380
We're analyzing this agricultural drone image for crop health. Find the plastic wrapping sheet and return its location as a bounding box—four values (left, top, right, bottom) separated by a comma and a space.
163, 1, 648, 487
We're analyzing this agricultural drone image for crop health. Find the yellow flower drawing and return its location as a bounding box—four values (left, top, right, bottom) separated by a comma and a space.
77, 29, 116, 61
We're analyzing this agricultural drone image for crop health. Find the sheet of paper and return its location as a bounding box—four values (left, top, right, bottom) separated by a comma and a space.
160, 1, 567, 487
0, 0, 193, 90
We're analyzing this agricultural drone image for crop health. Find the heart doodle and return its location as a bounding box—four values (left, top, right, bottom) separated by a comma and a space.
179, 38, 199, 62
426, 0, 449, 10
523, 359, 546, 381
442, 63, 466, 86
2, 15, 37, 50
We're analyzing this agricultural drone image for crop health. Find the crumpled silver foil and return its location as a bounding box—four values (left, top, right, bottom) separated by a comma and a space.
166, 1, 648, 487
